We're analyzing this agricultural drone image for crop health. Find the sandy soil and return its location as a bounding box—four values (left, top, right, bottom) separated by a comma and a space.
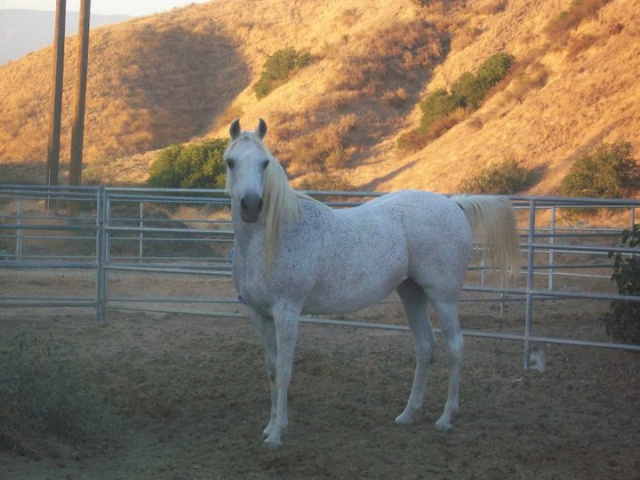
0, 289, 638, 480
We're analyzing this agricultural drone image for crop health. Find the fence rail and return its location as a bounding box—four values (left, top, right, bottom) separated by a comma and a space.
2, 185, 639, 367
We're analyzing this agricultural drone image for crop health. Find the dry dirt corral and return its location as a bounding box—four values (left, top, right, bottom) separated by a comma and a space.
0, 295, 638, 479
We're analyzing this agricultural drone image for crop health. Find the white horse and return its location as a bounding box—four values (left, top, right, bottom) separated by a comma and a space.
224, 119, 520, 448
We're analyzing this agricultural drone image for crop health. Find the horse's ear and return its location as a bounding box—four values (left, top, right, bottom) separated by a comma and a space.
229, 119, 241, 140
256, 118, 267, 140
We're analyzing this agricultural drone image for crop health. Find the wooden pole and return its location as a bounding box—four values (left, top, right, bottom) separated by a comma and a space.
46, 0, 66, 202
68, 0, 91, 190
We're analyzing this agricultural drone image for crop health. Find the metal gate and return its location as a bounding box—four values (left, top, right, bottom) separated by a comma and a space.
2, 185, 639, 366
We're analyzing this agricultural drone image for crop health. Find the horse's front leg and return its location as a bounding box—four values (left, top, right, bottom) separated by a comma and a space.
263, 302, 301, 448
249, 309, 278, 438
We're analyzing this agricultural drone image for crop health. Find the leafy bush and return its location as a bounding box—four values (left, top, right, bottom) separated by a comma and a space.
0, 334, 119, 456
401, 52, 514, 151
148, 139, 228, 189
560, 142, 639, 198
459, 158, 532, 194
476, 52, 514, 91
451, 72, 485, 110
418, 89, 463, 133
254, 48, 312, 99
604, 225, 640, 343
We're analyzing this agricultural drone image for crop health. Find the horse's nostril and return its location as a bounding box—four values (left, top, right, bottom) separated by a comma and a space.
257, 199, 264, 211
241, 198, 247, 210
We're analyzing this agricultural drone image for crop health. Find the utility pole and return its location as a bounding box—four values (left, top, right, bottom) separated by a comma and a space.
68, 0, 91, 190
46, 0, 66, 207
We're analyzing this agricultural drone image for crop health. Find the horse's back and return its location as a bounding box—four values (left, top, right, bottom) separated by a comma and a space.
357, 190, 472, 250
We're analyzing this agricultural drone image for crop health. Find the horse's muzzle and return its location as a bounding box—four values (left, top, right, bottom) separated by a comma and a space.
240, 193, 263, 223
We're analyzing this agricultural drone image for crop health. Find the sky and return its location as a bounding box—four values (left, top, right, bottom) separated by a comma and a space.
1, 0, 212, 17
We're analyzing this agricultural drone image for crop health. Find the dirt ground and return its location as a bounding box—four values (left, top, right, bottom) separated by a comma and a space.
0, 282, 638, 480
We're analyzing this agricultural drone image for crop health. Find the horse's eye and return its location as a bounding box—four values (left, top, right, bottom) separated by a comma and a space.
262, 160, 269, 170
226, 159, 235, 170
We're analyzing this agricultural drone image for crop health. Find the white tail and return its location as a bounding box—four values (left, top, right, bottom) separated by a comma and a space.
453, 195, 520, 282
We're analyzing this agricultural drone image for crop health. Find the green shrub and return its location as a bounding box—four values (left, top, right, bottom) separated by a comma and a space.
418, 89, 463, 132
476, 52, 514, 91
255, 48, 312, 99
459, 158, 532, 194
451, 72, 485, 110
604, 224, 640, 343
148, 139, 228, 189
402, 52, 514, 151
560, 142, 639, 198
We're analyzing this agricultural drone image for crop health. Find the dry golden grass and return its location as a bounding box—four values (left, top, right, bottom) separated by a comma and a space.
544, 0, 610, 47
0, 0, 638, 197
505, 62, 550, 103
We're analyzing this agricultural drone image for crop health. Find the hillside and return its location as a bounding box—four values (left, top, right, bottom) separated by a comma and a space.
368, 0, 640, 195
0, 0, 638, 196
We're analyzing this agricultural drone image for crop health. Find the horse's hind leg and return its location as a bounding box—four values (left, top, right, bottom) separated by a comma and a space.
395, 279, 437, 425
430, 296, 464, 431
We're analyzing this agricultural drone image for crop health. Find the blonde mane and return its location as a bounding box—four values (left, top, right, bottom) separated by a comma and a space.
261, 145, 305, 273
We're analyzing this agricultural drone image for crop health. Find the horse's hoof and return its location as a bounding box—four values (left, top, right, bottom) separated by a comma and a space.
263, 422, 276, 437
394, 412, 414, 425
263, 436, 282, 449
434, 419, 453, 432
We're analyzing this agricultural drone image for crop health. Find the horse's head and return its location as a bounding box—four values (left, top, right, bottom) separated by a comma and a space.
224, 119, 270, 223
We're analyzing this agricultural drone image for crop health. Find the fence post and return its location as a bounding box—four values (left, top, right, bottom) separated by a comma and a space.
15, 199, 23, 261
138, 200, 144, 264
548, 206, 555, 291
95, 186, 107, 321
524, 198, 536, 369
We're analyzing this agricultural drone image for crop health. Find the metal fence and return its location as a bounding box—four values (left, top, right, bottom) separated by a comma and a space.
1, 185, 639, 367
